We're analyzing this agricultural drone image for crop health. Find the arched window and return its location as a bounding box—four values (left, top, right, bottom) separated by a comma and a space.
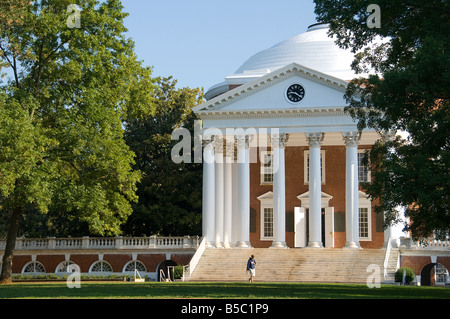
55, 261, 80, 273
22, 261, 46, 274
123, 260, 146, 273
89, 260, 113, 273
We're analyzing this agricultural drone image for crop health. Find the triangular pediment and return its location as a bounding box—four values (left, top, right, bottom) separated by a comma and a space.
257, 191, 273, 202
193, 63, 350, 115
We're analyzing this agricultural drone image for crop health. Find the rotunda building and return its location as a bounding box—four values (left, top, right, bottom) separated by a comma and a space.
194, 23, 395, 250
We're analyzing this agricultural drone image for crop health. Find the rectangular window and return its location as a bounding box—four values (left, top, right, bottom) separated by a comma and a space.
304, 150, 325, 184
260, 151, 273, 184
263, 207, 273, 239
358, 151, 370, 182
359, 207, 370, 239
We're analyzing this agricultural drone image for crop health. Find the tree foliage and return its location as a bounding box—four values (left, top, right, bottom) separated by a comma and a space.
314, 0, 450, 238
0, 0, 155, 283
122, 77, 203, 237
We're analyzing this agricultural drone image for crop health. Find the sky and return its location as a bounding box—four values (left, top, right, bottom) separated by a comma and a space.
121, 0, 318, 92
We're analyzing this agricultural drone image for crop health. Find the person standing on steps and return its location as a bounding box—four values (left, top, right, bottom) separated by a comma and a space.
246, 255, 256, 283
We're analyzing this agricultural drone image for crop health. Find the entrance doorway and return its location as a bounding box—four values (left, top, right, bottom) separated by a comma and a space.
421, 263, 449, 286
157, 260, 177, 282
295, 206, 334, 248
305, 208, 325, 245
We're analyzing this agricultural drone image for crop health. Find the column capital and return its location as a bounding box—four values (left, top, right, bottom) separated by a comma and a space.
224, 138, 235, 159
235, 135, 251, 149
202, 135, 215, 148
342, 132, 360, 147
306, 132, 324, 147
213, 136, 224, 154
270, 133, 289, 148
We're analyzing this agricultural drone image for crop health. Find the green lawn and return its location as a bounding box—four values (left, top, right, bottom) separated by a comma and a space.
0, 281, 449, 299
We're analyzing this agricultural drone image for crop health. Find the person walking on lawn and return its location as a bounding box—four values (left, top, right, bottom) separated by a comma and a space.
246, 255, 256, 283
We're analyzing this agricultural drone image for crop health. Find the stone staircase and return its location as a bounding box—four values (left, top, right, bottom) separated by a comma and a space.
188, 248, 396, 283
384, 247, 400, 283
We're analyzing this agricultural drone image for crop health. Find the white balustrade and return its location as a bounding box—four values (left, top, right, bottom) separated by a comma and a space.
416, 238, 450, 250
0, 236, 200, 251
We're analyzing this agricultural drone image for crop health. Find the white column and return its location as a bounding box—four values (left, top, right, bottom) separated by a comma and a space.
202, 137, 215, 248
214, 137, 224, 248
231, 158, 240, 246
343, 132, 360, 249
223, 138, 234, 248
271, 133, 289, 248
306, 133, 324, 248
236, 135, 251, 248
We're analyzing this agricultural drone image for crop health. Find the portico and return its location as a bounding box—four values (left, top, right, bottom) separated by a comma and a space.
198, 126, 370, 249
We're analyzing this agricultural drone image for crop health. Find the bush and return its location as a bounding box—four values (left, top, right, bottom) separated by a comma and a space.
395, 267, 415, 285
173, 264, 184, 279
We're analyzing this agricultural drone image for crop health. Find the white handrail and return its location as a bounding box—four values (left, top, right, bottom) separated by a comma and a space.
184, 237, 206, 280
383, 238, 392, 279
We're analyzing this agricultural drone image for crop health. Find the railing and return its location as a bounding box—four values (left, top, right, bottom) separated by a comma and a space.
416, 238, 450, 249
0, 236, 201, 251
399, 237, 450, 250
383, 237, 392, 280
183, 236, 206, 281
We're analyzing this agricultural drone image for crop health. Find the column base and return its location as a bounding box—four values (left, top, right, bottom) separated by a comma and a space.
223, 242, 232, 249
307, 241, 323, 248
270, 241, 288, 249
214, 241, 224, 248
235, 241, 251, 248
344, 242, 361, 249
205, 241, 215, 248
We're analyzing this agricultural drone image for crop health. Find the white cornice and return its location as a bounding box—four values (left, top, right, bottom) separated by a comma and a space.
196, 106, 347, 120
193, 62, 349, 114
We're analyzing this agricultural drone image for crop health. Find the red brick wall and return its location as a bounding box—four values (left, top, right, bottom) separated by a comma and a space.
12, 255, 31, 273
401, 255, 450, 275
11, 252, 194, 274
250, 145, 384, 248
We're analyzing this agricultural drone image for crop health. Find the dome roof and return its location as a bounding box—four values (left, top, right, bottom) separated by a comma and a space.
205, 23, 374, 100
233, 23, 356, 80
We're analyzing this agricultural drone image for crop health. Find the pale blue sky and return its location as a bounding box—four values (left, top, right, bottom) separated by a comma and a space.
122, 0, 318, 92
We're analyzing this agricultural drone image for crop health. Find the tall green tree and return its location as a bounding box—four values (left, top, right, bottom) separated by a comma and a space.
122, 77, 203, 237
314, 0, 450, 238
0, 0, 155, 284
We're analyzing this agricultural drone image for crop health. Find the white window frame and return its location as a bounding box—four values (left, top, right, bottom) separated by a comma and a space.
261, 206, 274, 240
123, 260, 146, 273
89, 260, 113, 273
359, 192, 372, 241
22, 261, 46, 274
257, 191, 274, 241
55, 260, 79, 273
358, 150, 371, 183
304, 150, 326, 184
260, 150, 273, 185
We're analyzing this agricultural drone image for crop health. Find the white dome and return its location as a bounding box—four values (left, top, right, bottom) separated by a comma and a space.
205, 23, 379, 100
233, 23, 356, 81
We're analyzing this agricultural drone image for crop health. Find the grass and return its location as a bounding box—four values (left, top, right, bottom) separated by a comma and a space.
0, 281, 449, 299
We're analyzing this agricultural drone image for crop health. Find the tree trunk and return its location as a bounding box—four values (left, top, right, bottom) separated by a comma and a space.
0, 206, 22, 285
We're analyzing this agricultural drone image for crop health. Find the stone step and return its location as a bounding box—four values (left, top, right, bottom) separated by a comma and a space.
188, 248, 389, 283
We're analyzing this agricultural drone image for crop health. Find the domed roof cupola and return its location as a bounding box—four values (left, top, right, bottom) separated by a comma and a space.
205, 23, 370, 100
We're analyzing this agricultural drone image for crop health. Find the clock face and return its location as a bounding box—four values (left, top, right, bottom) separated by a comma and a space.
286, 84, 305, 103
